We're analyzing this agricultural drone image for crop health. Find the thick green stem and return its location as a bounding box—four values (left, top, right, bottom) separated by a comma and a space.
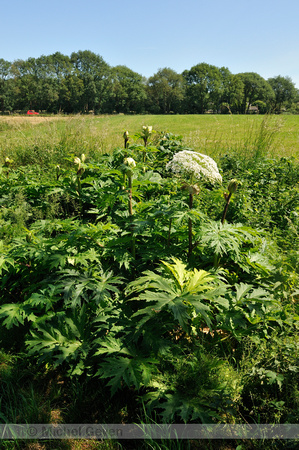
167, 218, 172, 249
77, 175, 83, 217
221, 192, 232, 224
128, 176, 133, 216
213, 253, 220, 268
128, 175, 135, 258
188, 193, 193, 258
143, 138, 147, 162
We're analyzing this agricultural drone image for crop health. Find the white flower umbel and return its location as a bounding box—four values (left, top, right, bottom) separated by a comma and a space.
124, 157, 136, 168
74, 156, 81, 167
166, 150, 222, 184
167, 151, 221, 258
142, 125, 152, 134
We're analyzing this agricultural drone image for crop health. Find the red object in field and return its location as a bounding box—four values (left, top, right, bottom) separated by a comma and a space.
27, 110, 39, 115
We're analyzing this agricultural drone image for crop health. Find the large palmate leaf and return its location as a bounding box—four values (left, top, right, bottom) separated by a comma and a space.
25, 307, 92, 374
198, 221, 259, 261
57, 268, 122, 308
97, 355, 158, 396
126, 257, 221, 333
0, 254, 15, 275
0, 303, 37, 329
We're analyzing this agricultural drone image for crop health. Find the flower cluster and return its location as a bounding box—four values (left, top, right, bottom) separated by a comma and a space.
166, 150, 222, 184
123, 157, 136, 177
124, 157, 136, 168
74, 153, 86, 169
74, 154, 86, 177
4, 157, 13, 167
141, 126, 153, 146
142, 125, 152, 134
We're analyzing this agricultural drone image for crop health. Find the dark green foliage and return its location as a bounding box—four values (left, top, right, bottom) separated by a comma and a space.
1, 52, 298, 115
0, 129, 298, 443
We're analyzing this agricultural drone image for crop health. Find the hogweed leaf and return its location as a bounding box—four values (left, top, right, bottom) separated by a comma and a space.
95, 337, 133, 357
161, 258, 188, 290
98, 355, 157, 396
184, 268, 215, 295
0, 304, 25, 329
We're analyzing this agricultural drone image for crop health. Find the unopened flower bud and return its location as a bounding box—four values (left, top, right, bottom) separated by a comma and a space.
26, 232, 33, 243
142, 126, 152, 135
188, 184, 200, 195
56, 165, 61, 180
4, 157, 13, 167
228, 179, 239, 194
124, 157, 136, 168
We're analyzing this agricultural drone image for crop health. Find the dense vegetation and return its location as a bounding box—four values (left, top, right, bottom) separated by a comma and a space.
0, 50, 299, 115
0, 117, 298, 449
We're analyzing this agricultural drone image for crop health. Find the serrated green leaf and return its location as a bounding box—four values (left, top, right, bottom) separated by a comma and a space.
0, 304, 25, 329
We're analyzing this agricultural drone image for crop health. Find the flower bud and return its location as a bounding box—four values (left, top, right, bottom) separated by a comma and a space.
142, 126, 152, 135
4, 157, 13, 167
124, 157, 136, 168
188, 184, 200, 195
228, 179, 239, 194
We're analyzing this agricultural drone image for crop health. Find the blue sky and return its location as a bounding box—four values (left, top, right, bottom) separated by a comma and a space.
1, 0, 299, 88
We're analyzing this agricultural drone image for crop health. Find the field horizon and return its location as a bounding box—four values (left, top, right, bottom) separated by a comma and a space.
0, 114, 298, 165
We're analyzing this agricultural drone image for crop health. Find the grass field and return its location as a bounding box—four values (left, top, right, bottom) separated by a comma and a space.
0, 114, 298, 166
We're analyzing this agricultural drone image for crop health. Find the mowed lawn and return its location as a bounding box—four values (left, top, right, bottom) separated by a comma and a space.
0, 114, 298, 162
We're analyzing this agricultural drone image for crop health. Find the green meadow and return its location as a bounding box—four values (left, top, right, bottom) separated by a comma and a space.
0, 114, 298, 165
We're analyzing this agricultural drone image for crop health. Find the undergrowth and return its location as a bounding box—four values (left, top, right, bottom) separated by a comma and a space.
0, 121, 298, 449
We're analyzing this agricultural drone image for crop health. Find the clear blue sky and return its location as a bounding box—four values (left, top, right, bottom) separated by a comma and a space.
1, 0, 299, 88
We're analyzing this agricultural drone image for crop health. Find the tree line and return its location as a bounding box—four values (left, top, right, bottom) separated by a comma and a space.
0, 50, 298, 115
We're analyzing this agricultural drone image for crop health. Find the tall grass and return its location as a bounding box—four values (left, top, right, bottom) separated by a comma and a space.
0, 115, 298, 167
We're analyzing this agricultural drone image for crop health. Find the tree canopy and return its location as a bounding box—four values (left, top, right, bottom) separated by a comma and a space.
0, 51, 298, 114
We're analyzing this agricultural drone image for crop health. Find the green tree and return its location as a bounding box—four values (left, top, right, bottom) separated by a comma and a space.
10, 58, 40, 110
109, 65, 146, 114
182, 63, 223, 113
235, 72, 274, 113
70, 50, 111, 113
41, 52, 73, 112
267, 75, 297, 112
146, 68, 184, 113
0, 59, 12, 112
59, 74, 85, 113
219, 70, 244, 114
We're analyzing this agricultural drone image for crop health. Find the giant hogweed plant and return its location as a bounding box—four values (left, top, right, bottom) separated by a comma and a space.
166, 150, 222, 258
94, 257, 234, 417
0, 130, 298, 426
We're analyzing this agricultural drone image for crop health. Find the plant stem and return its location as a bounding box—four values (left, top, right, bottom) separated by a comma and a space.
128, 175, 135, 258
221, 192, 232, 224
167, 218, 172, 249
77, 175, 83, 218
128, 175, 133, 216
143, 138, 147, 162
213, 253, 220, 268
188, 193, 193, 258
